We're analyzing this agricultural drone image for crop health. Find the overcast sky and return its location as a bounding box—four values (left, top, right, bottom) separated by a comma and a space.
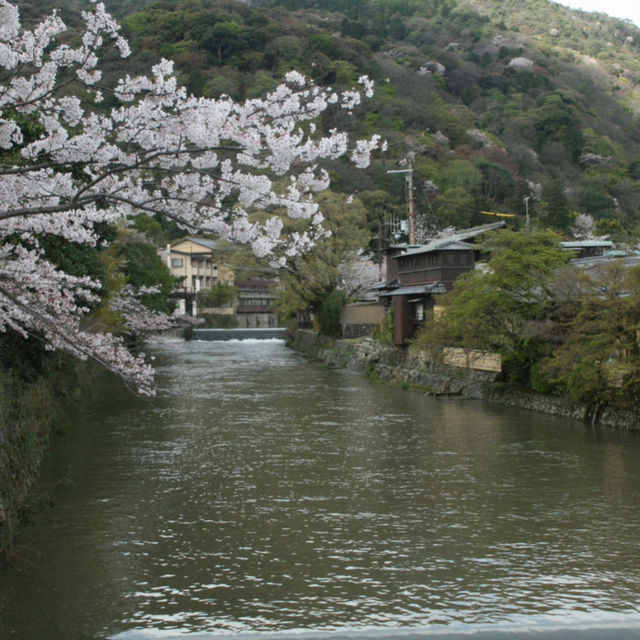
553, 0, 640, 27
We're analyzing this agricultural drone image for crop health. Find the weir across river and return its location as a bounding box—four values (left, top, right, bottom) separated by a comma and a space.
185, 327, 288, 341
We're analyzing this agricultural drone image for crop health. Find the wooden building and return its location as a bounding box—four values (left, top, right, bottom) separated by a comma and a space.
394, 239, 476, 289
379, 222, 506, 345
236, 280, 279, 328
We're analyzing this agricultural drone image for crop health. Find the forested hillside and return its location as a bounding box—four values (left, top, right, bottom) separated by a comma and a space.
15, 0, 640, 239
35, 0, 635, 241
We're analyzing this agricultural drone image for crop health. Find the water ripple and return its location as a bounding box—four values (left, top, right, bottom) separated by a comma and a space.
3, 341, 640, 640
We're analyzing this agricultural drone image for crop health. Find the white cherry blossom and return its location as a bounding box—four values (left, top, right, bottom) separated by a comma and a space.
0, 0, 382, 394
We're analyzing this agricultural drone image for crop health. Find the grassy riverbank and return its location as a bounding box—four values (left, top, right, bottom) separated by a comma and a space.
0, 342, 93, 562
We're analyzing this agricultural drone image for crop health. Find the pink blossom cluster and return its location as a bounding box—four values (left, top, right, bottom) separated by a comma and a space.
0, 244, 154, 394
0, 1, 382, 393
109, 286, 176, 334
338, 251, 384, 299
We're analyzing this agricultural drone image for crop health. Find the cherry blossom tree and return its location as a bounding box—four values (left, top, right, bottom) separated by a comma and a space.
571, 213, 596, 239
0, 0, 383, 394
338, 251, 383, 300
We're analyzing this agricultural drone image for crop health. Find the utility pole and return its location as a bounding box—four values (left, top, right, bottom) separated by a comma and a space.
387, 152, 416, 245
378, 221, 383, 281
524, 196, 530, 227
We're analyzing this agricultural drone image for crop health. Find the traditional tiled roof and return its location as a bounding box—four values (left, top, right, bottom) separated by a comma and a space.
379, 282, 447, 297
392, 222, 506, 259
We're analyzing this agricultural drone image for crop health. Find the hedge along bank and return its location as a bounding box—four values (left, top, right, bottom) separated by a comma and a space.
0, 349, 93, 561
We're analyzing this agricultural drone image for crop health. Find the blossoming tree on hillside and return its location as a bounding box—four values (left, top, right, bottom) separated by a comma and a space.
0, 0, 383, 394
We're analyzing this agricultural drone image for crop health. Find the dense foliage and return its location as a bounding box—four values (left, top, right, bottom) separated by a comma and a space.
416, 230, 569, 384
198, 282, 237, 307
276, 191, 377, 316
544, 262, 640, 412
415, 230, 640, 414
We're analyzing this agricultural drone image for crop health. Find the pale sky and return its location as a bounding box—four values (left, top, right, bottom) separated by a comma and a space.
554, 0, 640, 27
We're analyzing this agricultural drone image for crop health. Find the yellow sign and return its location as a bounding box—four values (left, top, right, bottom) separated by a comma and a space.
481, 210, 516, 218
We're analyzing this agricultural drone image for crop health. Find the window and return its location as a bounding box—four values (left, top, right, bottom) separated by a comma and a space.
171, 257, 183, 267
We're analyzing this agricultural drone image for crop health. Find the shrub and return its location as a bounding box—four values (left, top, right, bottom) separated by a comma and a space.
529, 362, 556, 394
318, 289, 347, 337
198, 283, 237, 308
373, 306, 394, 345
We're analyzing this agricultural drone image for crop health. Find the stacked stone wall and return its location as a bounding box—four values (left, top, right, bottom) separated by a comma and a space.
290, 330, 640, 432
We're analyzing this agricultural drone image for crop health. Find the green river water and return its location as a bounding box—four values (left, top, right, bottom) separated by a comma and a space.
1, 338, 640, 639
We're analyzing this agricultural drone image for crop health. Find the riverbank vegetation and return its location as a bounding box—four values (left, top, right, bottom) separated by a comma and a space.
413, 229, 640, 416
0, 335, 98, 563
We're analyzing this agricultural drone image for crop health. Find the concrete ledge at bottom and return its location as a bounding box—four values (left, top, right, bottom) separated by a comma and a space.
187, 328, 288, 341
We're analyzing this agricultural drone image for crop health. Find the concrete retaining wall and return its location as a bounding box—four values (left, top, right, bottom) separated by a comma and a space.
189, 328, 287, 340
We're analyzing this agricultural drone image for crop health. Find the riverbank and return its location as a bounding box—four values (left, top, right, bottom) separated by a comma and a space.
291, 329, 640, 433
0, 357, 92, 562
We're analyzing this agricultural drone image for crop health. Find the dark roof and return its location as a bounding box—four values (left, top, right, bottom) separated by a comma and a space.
380, 282, 447, 297
395, 239, 474, 259
561, 240, 613, 250
392, 222, 506, 259
371, 280, 399, 291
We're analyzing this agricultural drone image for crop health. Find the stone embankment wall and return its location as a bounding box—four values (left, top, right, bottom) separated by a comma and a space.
291, 330, 640, 432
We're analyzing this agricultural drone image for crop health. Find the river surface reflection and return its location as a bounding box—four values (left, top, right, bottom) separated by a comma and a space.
2, 339, 640, 639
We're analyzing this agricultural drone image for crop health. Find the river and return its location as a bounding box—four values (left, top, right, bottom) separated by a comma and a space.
1, 339, 640, 639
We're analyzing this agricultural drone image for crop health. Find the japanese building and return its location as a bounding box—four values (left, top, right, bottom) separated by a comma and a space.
159, 237, 234, 315
379, 222, 506, 345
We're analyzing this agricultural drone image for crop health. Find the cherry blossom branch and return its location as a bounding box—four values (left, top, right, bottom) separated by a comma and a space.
0, 0, 384, 393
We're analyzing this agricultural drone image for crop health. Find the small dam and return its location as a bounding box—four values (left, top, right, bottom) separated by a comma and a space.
185, 327, 288, 341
